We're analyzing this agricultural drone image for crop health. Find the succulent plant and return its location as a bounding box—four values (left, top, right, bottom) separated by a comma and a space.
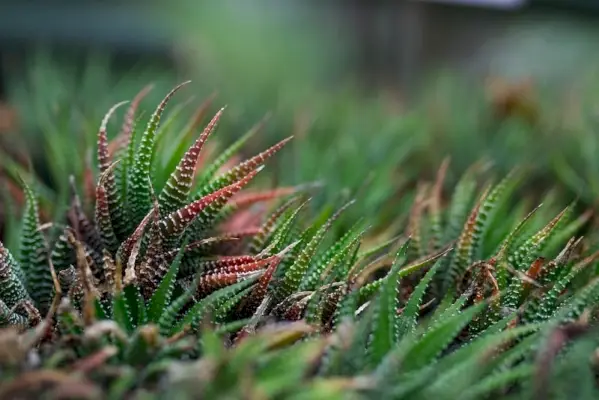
0, 81, 391, 397
2, 82, 599, 399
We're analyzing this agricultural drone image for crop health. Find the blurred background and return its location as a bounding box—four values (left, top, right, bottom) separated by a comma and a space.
1, 0, 599, 237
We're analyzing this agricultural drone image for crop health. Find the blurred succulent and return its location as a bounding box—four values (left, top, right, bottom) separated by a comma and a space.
316, 163, 599, 399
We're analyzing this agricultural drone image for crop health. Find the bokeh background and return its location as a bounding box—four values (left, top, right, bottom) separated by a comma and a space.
2, 0, 599, 238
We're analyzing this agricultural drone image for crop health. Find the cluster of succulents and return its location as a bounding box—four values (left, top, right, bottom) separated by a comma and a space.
2, 82, 599, 399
